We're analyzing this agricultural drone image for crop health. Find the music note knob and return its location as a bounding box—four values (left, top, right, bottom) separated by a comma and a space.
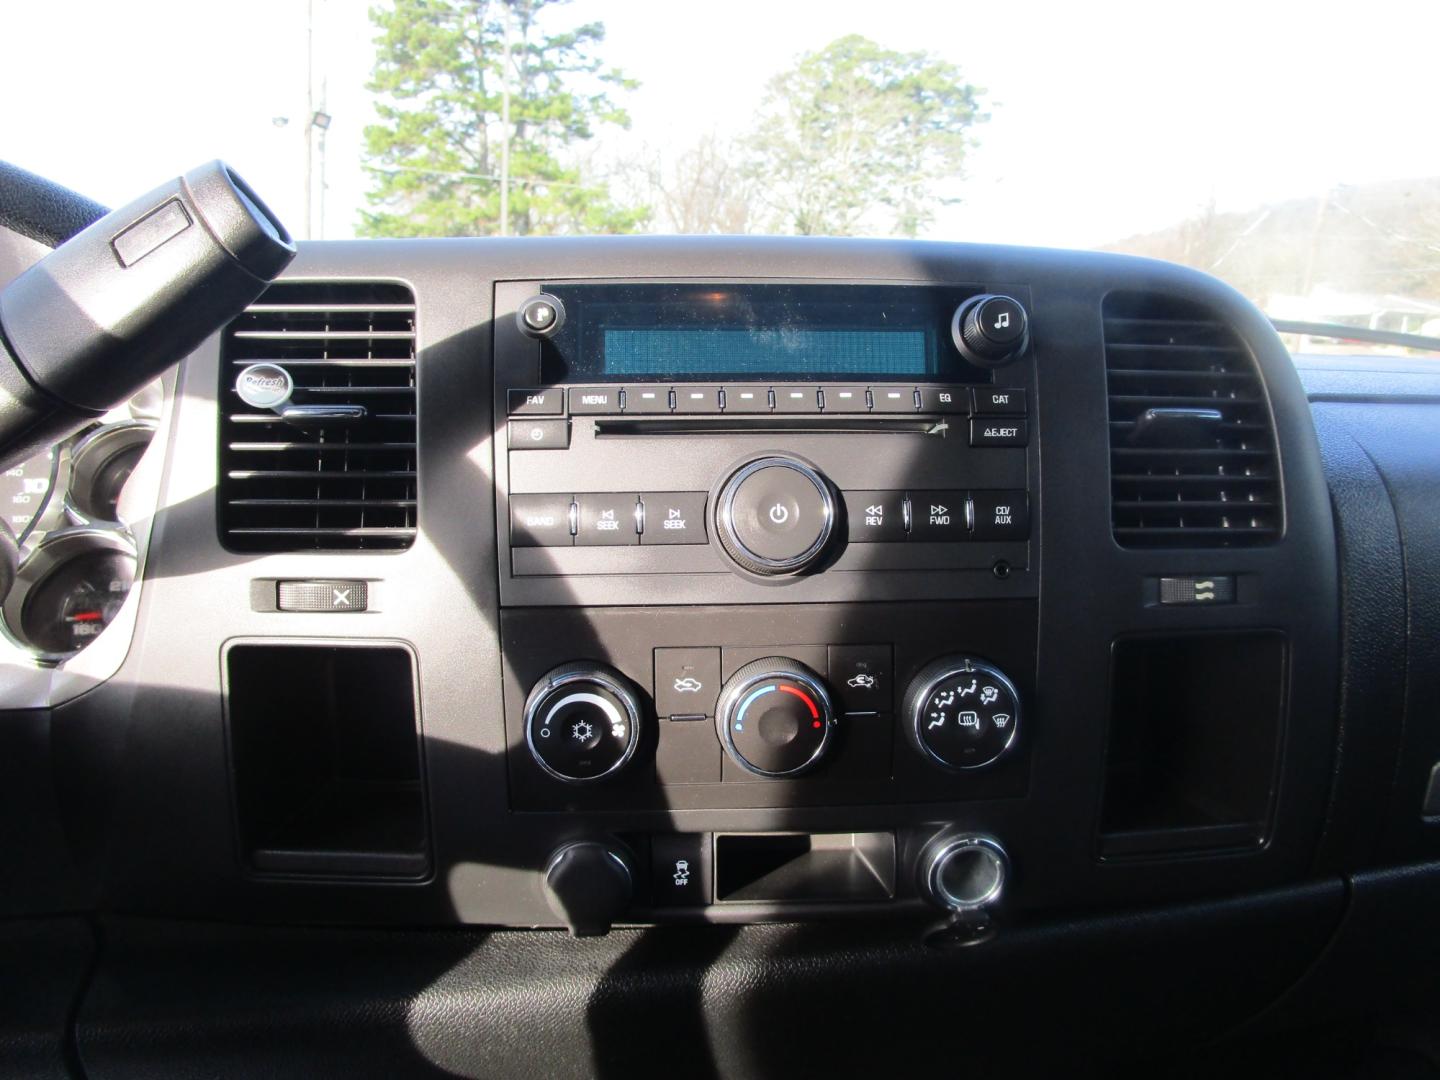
952, 294, 1029, 368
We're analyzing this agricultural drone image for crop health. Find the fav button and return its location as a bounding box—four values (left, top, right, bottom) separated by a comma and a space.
576, 494, 640, 545
640, 492, 708, 545
507, 388, 564, 416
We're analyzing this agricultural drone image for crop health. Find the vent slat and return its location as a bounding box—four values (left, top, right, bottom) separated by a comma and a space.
230, 329, 416, 341
218, 281, 418, 552
1105, 293, 1281, 548
230, 358, 416, 368
227, 527, 418, 538
228, 442, 417, 453
228, 499, 417, 509
243, 304, 416, 314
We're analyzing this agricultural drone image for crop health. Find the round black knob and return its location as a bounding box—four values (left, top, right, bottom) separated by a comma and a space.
543, 840, 633, 936
524, 662, 643, 783
919, 834, 1009, 913
516, 293, 566, 338
903, 657, 1020, 771
716, 657, 836, 777
952, 294, 1029, 368
715, 456, 836, 577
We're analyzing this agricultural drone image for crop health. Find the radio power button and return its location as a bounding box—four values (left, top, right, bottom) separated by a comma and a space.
715, 456, 836, 578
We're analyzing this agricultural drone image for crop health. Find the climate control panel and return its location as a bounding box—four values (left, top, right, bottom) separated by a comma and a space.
502, 601, 1035, 813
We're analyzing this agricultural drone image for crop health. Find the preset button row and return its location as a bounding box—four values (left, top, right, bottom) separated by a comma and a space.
508, 385, 1027, 418
511, 492, 708, 547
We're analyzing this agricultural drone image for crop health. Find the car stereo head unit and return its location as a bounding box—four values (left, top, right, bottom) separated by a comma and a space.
527, 283, 1001, 385
492, 279, 1038, 608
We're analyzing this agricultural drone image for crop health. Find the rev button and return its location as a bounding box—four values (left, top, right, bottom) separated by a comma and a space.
843, 490, 906, 542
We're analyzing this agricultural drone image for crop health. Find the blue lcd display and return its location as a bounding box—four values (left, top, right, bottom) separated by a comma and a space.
602, 328, 928, 377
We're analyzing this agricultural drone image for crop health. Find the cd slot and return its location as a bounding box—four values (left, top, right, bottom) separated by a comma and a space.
592, 417, 949, 437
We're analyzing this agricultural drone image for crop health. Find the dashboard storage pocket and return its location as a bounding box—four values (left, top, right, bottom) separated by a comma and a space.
1099, 632, 1286, 858
224, 642, 428, 879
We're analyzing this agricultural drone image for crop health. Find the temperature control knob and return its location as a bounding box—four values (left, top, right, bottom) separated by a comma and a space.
952, 294, 1029, 368
524, 662, 643, 783
904, 657, 1020, 770
716, 657, 836, 777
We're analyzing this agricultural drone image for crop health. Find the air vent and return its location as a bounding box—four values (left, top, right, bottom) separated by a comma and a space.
219, 281, 417, 552
1105, 292, 1281, 547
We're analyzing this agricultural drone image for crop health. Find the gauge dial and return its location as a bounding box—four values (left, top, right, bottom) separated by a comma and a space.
0, 449, 56, 540
66, 421, 155, 525
4, 531, 136, 658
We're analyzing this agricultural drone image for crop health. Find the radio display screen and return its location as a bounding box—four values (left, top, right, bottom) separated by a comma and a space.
537, 283, 993, 383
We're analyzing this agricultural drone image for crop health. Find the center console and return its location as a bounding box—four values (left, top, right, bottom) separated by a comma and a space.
490, 279, 1039, 927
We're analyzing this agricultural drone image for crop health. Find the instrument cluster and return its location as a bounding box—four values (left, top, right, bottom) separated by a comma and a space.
0, 383, 160, 661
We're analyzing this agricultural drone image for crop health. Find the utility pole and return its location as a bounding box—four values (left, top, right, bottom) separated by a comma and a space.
303, 0, 314, 241
499, 0, 511, 236
317, 77, 329, 240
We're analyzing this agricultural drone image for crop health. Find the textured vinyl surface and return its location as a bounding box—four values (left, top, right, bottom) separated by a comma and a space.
76, 883, 1343, 1079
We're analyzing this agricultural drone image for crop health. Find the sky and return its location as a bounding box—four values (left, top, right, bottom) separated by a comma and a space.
3, 0, 1438, 249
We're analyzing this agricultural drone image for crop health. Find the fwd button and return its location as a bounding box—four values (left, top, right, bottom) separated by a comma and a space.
908, 491, 968, 540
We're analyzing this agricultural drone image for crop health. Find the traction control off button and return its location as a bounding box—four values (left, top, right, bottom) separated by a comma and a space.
277, 580, 369, 613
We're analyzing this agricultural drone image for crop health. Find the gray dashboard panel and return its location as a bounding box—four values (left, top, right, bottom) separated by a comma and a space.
39, 237, 1338, 929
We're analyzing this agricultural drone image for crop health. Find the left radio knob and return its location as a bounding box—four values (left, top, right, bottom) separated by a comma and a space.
524, 662, 644, 783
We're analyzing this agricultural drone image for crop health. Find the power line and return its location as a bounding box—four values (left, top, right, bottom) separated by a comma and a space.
363, 162, 595, 191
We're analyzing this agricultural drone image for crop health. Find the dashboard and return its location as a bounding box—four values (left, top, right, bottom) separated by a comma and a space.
5, 221, 1440, 1075
12, 236, 1345, 924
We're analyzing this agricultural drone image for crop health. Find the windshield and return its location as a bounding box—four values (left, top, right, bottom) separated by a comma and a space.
6, 0, 1438, 353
